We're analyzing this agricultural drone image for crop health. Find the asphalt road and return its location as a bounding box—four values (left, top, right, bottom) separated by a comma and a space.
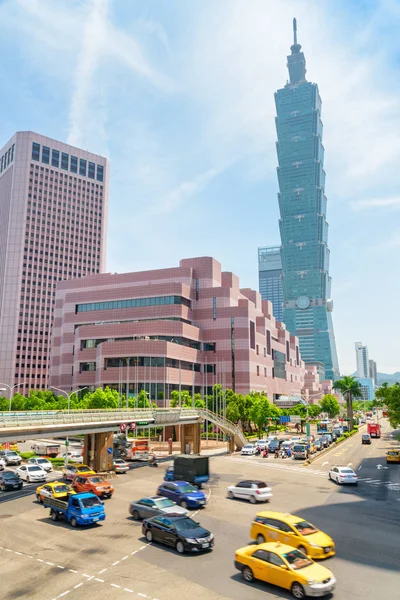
0, 420, 399, 600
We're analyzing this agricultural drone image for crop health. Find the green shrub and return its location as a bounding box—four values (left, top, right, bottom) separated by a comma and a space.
336, 436, 345, 443
19, 451, 36, 459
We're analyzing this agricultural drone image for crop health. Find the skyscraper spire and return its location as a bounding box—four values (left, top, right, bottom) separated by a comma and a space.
287, 17, 307, 84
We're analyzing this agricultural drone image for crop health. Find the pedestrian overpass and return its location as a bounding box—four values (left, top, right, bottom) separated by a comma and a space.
0, 408, 246, 470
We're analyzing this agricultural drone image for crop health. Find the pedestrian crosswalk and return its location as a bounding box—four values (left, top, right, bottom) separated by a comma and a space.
229, 456, 400, 492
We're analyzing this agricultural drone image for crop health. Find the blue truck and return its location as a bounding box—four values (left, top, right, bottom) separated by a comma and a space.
164, 455, 209, 487
43, 492, 106, 527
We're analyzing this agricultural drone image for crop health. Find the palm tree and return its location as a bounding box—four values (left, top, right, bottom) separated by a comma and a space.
333, 376, 363, 431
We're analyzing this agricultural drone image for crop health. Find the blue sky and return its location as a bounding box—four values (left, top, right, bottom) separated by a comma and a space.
1, 0, 400, 374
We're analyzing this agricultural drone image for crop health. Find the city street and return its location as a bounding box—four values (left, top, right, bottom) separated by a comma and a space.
0, 420, 399, 600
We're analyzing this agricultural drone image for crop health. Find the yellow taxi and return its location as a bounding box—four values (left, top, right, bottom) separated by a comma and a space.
250, 511, 335, 559
63, 464, 96, 481
235, 542, 336, 599
0, 443, 18, 452
386, 450, 400, 464
36, 480, 76, 503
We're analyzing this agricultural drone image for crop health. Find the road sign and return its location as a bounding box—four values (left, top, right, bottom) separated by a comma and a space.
107, 447, 113, 455
120, 423, 127, 432
280, 416, 290, 423
65, 439, 70, 447
290, 415, 301, 423
130, 422, 136, 430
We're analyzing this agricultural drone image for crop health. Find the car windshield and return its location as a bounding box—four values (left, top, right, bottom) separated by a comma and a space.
3, 472, 17, 479
80, 497, 102, 508
6, 452, 18, 457
174, 518, 199, 532
178, 484, 197, 493
53, 485, 71, 493
283, 549, 313, 570
293, 520, 318, 535
89, 477, 105, 484
155, 498, 175, 508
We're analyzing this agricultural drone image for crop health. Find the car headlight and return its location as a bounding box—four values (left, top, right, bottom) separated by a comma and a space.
185, 538, 197, 543
308, 543, 321, 548
307, 580, 318, 586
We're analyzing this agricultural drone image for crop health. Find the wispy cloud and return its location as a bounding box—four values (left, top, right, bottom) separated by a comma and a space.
155, 166, 224, 214
67, 0, 109, 148
351, 197, 400, 211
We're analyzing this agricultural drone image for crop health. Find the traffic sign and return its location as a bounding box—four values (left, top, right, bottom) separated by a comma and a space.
290, 415, 301, 423
65, 439, 70, 447
280, 416, 290, 423
120, 423, 127, 432
107, 447, 113, 455
130, 422, 136, 430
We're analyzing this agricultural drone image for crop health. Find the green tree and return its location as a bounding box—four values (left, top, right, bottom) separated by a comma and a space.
377, 383, 400, 428
0, 396, 8, 411
249, 395, 272, 435
10, 393, 26, 411
319, 394, 341, 418
307, 404, 322, 419
333, 376, 362, 431
226, 401, 240, 423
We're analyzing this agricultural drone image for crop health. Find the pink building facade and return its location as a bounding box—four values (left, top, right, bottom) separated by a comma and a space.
50, 257, 306, 401
0, 132, 108, 394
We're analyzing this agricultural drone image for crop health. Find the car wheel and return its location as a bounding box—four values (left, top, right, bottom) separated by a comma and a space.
131, 510, 140, 521
1, 483, 5, 491
328, 472, 332, 480
256, 534, 265, 545
242, 566, 254, 582
176, 540, 185, 554
228, 491, 234, 499
249, 495, 257, 504
291, 582, 306, 599
51, 510, 58, 522
145, 530, 153, 542
180, 500, 188, 509
26, 477, 30, 483
298, 545, 307, 555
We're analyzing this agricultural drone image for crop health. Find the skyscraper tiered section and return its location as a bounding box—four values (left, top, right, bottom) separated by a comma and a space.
275, 19, 339, 380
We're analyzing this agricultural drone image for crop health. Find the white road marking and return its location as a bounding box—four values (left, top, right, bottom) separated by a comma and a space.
112, 561, 120, 566
322, 461, 329, 466
46, 561, 55, 566
121, 555, 129, 560
347, 462, 352, 467
124, 589, 134, 593
69, 569, 78, 573
74, 583, 83, 589
137, 594, 147, 598
57, 565, 65, 569
358, 465, 362, 470
95, 578, 104, 583
98, 568, 107, 574
111, 583, 121, 588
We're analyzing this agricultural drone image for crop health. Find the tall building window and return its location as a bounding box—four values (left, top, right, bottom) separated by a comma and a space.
250, 321, 255, 350
11, 144, 14, 162
88, 162, 95, 179
286, 340, 290, 361
61, 153, 69, 170
70, 156, 78, 173
195, 278, 199, 301
266, 330, 271, 355
79, 159, 87, 176
96, 165, 104, 182
42, 146, 50, 164
51, 149, 59, 167
32, 143, 40, 161
212, 297, 217, 320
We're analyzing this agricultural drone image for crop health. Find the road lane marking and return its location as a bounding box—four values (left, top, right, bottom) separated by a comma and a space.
95, 578, 104, 583
74, 583, 83, 589
111, 583, 121, 588
358, 465, 362, 470
112, 561, 120, 566
98, 568, 107, 574
121, 555, 129, 560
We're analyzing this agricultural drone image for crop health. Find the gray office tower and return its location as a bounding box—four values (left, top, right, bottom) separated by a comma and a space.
258, 246, 284, 322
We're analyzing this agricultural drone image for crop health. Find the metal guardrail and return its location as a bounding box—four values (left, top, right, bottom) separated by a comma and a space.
0, 407, 246, 448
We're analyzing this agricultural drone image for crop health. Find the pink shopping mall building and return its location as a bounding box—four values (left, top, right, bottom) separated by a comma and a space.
49, 256, 307, 402
0, 132, 108, 394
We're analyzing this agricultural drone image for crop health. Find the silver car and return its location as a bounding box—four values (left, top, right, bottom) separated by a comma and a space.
328, 466, 358, 485
129, 495, 189, 520
27, 457, 53, 472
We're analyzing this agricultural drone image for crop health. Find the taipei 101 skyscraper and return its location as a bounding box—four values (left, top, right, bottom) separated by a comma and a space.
275, 19, 339, 380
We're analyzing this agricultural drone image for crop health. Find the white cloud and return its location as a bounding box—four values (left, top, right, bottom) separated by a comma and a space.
351, 196, 400, 211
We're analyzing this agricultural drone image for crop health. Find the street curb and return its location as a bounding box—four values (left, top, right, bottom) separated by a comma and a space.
303, 427, 362, 466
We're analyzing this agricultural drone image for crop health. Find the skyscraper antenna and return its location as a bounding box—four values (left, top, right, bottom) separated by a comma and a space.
293, 17, 297, 45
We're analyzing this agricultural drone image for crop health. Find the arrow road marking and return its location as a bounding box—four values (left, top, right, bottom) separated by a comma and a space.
322, 461, 329, 466
376, 464, 389, 469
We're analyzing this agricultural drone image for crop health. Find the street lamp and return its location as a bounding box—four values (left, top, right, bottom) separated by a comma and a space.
0, 382, 28, 411
49, 386, 88, 467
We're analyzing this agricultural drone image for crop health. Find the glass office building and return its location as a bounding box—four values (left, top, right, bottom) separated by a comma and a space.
274, 19, 339, 380
258, 246, 284, 322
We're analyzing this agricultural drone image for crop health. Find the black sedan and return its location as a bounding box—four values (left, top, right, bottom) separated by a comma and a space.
142, 514, 214, 554
0, 470, 23, 491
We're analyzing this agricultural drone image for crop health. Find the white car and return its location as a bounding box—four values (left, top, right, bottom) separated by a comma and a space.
16, 465, 47, 483
328, 466, 358, 485
59, 451, 83, 463
227, 480, 272, 503
241, 444, 257, 456
114, 459, 129, 473
0, 458, 5, 471
255, 440, 267, 450
27, 457, 53, 472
